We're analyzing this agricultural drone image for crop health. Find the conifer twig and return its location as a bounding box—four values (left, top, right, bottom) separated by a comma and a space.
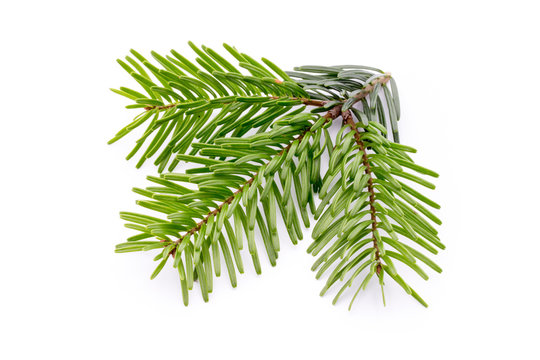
342, 110, 382, 274
112, 44, 442, 308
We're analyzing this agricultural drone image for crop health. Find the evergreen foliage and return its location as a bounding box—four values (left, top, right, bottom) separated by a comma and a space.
110, 43, 443, 308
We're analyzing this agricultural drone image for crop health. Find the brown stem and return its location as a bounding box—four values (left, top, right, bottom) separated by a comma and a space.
173, 177, 255, 245
349, 73, 391, 107
144, 96, 327, 111
144, 103, 178, 111
269, 97, 327, 107
342, 110, 382, 275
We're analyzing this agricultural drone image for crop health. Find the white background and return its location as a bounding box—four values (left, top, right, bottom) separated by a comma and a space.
1, 1, 539, 359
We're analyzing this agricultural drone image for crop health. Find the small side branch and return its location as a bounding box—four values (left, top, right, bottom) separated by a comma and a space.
349, 73, 392, 108
342, 110, 382, 274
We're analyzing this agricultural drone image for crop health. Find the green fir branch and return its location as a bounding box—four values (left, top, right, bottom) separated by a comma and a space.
115, 111, 341, 305
310, 110, 442, 308
110, 43, 443, 308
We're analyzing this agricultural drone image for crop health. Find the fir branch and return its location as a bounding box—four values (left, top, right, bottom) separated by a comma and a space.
111, 44, 443, 308
311, 111, 442, 308
342, 109, 382, 275
109, 43, 312, 171
116, 111, 339, 304
109, 43, 398, 173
